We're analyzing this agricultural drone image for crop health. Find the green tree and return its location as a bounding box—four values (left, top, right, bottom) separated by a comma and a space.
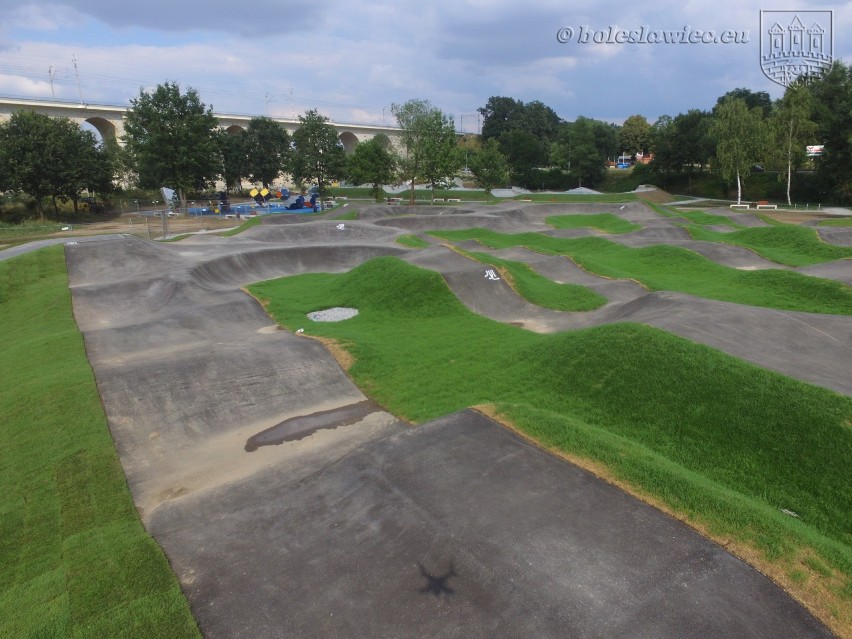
478, 96, 526, 141
715, 88, 773, 117
245, 116, 291, 189
771, 80, 817, 205
0, 111, 111, 219
711, 97, 771, 204
391, 99, 460, 202
290, 109, 347, 196
467, 138, 509, 194
122, 82, 220, 208
650, 110, 714, 192
215, 129, 248, 193
551, 117, 612, 188
619, 114, 651, 158
347, 137, 396, 201
52, 119, 113, 215
498, 129, 547, 189
478, 96, 561, 143
805, 61, 852, 203
519, 100, 562, 142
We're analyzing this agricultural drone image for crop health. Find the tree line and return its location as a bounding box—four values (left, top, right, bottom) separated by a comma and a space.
475, 60, 851, 204
1, 62, 850, 220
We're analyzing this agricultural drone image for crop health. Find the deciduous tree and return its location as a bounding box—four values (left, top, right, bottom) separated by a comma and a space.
290, 109, 347, 196
467, 138, 509, 194
245, 116, 291, 189
711, 97, 771, 204
215, 128, 248, 193
347, 137, 396, 201
391, 99, 461, 202
772, 81, 817, 205
122, 82, 220, 209
805, 61, 852, 203
0, 111, 112, 219
619, 114, 651, 158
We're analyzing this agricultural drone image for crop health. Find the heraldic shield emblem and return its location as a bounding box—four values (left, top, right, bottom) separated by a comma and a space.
760, 11, 834, 87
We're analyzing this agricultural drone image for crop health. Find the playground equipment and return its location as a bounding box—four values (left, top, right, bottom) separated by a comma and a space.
274, 187, 320, 212
242, 187, 320, 213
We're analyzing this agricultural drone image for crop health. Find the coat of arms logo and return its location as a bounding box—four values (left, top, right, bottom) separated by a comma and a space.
760, 11, 833, 87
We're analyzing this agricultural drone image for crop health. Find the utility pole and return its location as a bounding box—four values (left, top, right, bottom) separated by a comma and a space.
72, 55, 84, 104
48, 66, 56, 99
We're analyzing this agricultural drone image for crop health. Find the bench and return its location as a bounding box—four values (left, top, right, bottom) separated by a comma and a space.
756, 204, 778, 210
729, 204, 750, 210
446, 198, 461, 202
387, 197, 402, 205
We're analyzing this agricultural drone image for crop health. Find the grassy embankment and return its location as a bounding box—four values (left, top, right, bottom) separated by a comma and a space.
428, 228, 852, 315
457, 248, 607, 312
546, 213, 642, 234
0, 247, 200, 638
643, 200, 852, 266
218, 215, 263, 237
687, 225, 852, 267
248, 256, 851, 635
0, 221, 76, 249
394, 234, 430, 249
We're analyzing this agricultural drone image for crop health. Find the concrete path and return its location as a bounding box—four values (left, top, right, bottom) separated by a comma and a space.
61, 204, 845, 638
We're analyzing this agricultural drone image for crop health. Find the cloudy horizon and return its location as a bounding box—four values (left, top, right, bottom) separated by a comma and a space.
0, 0, 848, 130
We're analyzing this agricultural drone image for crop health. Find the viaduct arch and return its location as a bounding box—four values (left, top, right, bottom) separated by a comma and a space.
0, 97, 403, 152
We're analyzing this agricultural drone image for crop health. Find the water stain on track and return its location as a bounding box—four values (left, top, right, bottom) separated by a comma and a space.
245, 400, 380, 451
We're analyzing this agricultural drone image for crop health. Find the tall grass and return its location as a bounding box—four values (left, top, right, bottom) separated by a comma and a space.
428, 228, 852, 315
0, 247, 200, 638
249, 256, 852, 631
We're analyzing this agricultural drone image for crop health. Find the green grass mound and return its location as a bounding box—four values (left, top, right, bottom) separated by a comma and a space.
0, 248, 200, 639
675, 210, 745, 227
818, 218, 852, 227
219, 215, 263, 236
428, 228, 852, 315
249, 256, 852, 592
395, 234, 431, 248
460, 249, 607, 311
546, 213, 641, 234
688, 224, 852, 266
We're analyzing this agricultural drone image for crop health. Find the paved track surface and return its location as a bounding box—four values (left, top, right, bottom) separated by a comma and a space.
59, 202, 848, 638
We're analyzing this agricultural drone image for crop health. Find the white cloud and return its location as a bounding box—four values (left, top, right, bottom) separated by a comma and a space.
0, 0, 849, 126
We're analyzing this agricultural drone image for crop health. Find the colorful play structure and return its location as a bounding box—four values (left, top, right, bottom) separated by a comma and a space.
271, 187, 319, 212
184, 187, 321, 217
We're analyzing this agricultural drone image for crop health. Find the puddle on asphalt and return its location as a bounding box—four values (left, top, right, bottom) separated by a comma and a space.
245, 400, 379, 451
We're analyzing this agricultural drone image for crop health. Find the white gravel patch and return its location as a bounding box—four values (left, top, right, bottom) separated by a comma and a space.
307, 307, 359, 322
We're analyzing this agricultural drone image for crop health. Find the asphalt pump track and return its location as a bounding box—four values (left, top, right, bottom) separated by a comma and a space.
61, 202, 849, 637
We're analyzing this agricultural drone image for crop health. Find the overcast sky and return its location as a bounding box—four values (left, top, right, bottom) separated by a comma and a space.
0, 0, 849, 130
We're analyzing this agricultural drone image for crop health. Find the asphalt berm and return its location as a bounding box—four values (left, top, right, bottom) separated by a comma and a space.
59, 202, 848, 638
